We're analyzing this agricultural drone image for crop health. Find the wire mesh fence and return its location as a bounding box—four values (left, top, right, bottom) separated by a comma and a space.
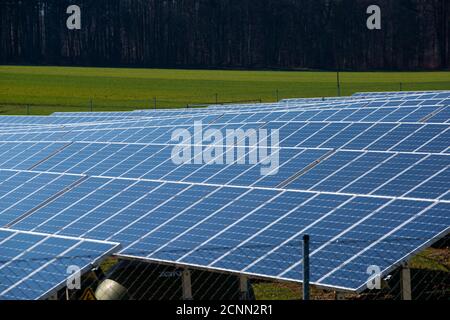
2, 80, 450, 115
7, 233, 445, 301
0, 99, 263, 116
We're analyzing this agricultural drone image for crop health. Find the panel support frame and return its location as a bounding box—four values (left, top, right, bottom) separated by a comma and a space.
240, 275, 248, 300
182, 268, 193, 300
400, 262, 412, 300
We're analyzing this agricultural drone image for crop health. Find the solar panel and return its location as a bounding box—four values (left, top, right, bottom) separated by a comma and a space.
0, 228, 119, 300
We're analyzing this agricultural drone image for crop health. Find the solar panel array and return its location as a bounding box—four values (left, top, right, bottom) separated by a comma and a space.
0, 90, 448, 298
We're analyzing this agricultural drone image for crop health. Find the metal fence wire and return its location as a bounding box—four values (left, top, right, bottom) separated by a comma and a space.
2, 81, 450, 115
17, 234, 446, 300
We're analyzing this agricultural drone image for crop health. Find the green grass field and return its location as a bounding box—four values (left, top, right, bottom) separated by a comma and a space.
0, 65, 449, 115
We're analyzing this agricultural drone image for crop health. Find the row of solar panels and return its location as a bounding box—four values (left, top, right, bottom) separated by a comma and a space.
0, 141, 447, 200
352, 91, 450, 97
1, 90, 449, 126
0, 169, 447, 293
1, 104, 450, 147
3, 100, 449, 131
0, 120, 448, 156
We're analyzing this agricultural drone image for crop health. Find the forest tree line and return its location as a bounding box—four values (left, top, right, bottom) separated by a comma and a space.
0, 0, 449, 70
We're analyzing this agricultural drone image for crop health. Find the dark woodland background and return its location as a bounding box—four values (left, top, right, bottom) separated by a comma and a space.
0, 0, 449, 70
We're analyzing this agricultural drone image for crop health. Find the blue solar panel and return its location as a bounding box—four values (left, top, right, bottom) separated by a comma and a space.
372, 154, 450, 198
0, 173, 81, 227
0, 228, 119, 300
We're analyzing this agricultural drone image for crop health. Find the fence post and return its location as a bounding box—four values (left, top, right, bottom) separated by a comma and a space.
336, 71, 341, 97
26, 105, 30, 115
399, 82, 403, 92
90, 99, 93, 112
303, 234, 310, 300
276, 89, 279, 101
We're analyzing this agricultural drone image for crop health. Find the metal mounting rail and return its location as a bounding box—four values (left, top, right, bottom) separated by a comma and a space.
4, 175, 89, 228
258, 121, 269, 129
420, 105, 445, 123
27, 142, 74, 171
276, 149, 337, 189
208, 113, 225, 124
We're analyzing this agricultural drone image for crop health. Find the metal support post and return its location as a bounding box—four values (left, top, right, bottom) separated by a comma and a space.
182, 268, 193, 300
